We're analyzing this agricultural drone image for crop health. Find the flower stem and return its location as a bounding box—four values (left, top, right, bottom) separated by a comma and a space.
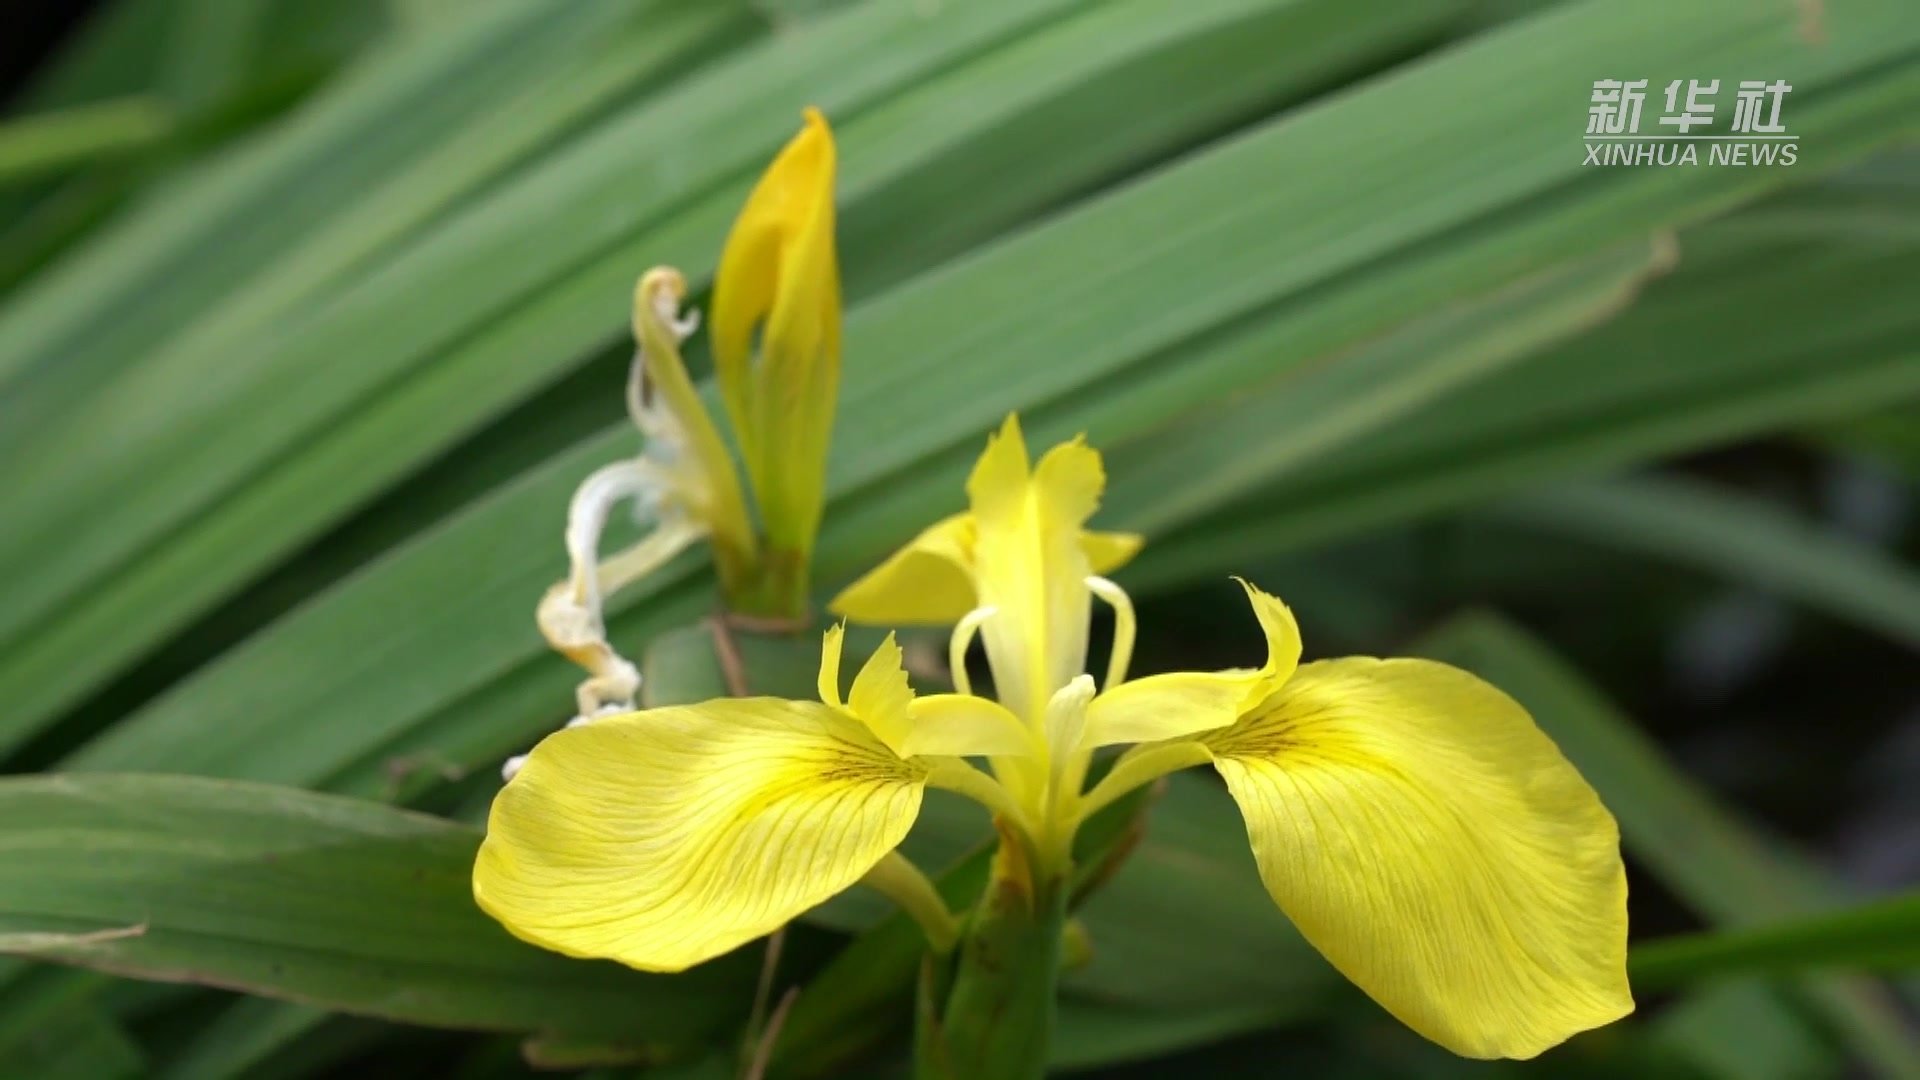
914, 864, 1067, 1080
725, 543, 810, 623
860, 852, 960, 953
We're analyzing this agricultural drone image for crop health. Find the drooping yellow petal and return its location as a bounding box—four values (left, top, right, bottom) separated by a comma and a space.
630, 269, 757, 585
474, 699, 924, 973
829, 512, 977, 625
1080, 579, 1301, 748
1198, 658, 1632, 1059
710, 107, 840, 557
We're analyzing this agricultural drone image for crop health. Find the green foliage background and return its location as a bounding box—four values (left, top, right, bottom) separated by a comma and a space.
0, 0, 1916, 1076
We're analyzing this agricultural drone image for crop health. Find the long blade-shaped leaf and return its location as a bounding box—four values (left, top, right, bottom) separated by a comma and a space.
0, 774, 756, 1042
59, 0, 1920, 786
0, 0, 1433, 749
1125, 213, 1920, 589
1491, 476, 1920, 649
1634, 892, 1920, 990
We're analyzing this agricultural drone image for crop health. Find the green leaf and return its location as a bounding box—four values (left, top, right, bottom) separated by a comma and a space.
1490, 476, 1920, 650
1111, 235, 1676, 573
640, 621, 821, 706
0, 774, 755, 1042
153, 999, 381, 1080
0, 99, 175, 186
1048, 999, 1287, 1072
1124, 210, 1920, 591
0, 0, 582, 390
1817, 405, 1920, 482
0, 969, 144, 1080
1652, 982, 1837, 1080
0, 0, 1459, 756
1633, 891, 1920, 990
57, 0, 1920, 794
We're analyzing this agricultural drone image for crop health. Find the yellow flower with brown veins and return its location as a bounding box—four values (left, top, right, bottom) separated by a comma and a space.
476, 415, 1632, 1061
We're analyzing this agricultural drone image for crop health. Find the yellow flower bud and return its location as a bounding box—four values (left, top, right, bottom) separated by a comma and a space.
710, 108, 841, 610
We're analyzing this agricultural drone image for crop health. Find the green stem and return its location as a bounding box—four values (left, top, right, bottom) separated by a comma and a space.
860, 852, 959, 953
725, 543, 809, 623
914, 853, 1067, 1080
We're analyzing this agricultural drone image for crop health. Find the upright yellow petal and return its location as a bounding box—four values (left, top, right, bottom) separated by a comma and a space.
474, 699, 924, 973
830, 430, 1141, 630
829, 512, 977, 625
965, 414, 1033, 524
1080, 580, 1301, 747
848, 632, 914, 754
710, 108, 840, 558
1198, 659, 1631, 1059
1031, 438, 1106, 701
817, 623, 847, 708
967, 417, 1105, 722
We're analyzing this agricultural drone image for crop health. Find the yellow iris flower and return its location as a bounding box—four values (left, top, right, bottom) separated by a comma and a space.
475, 416, 1632, 1061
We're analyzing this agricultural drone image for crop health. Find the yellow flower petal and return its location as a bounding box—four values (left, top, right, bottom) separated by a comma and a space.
1041, 674, 1097, 761
968, 416, 1105, 720
1082, 670, 1249, 749
817, 623, 846, 708
964, 414, 1034, 523
1199, 658, 1632, 1059
814, 630, 1016, 760
829, 423, 1140, 632
710, 107, 841, 554
1079, 579, 1301, 748
629, 269, 758, 581
1082, 529, 1143, 575
474, 699, 924, 973
903, 694, 1035, 758
848, 632, 914, 754
829, 512, 977, 625
1235, 578, 1302, 692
